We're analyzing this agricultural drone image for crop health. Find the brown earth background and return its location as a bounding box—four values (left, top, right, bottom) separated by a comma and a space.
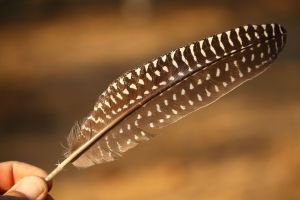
0, 0, 300, 199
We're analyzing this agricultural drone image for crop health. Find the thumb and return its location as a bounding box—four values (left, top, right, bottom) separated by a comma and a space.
4, 176, 48, 200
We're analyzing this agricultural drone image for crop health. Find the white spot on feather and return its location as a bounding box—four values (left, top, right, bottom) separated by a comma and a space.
205, 88, 211, 97
251, 54, 255, 61
214, 85, 220, 92
199, 40, 207, 57
159, 81, 167, 86
156, 104, 162, 112
206, 73, 211, 80
235, 28, 243, 45
190, 44, 198, 62
169, 76, 175, 81
153, 59, 158, 67
197, 79, 202, 85
110, 95, 117, 104
146, 73, 152, 81
216, 68, 221, 77
217, 34, 225, 51
242, 56, 246, 63
126, 73, 132, 80
123, 89, 129, 95
225, 63, 229, 71
189, 83, 194, 90
178, 72, 184, 76
173, 94, 177, 101
188, 100, 194, 105
116, 93, 123, 100
172, 109, 178, 114
180, 47, 189, 66
104, 100, 110, 108
138, 79, 144, 85
164, 99, 168, 106
226, 31, 234, 46
181, 89, 186, 95
208, 37, 217, 55
135, 68, 141, 76
144, 90, 150, 95
144, 63, 150, 71
163, 66, 169, 72
119, 77, 125, 85
261, 24, 268, 37
112, 82, 118, 89
230, 76, 235, 82
130, 84, 137, 90
152, 85, 158, 90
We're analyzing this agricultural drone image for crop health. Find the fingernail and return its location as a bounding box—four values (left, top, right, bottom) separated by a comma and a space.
11, 176, 47, 200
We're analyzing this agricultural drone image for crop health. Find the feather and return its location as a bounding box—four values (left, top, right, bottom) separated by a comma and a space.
45, 23, 287, 181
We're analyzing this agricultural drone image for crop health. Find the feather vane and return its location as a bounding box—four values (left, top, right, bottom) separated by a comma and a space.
45, 23, 287, 181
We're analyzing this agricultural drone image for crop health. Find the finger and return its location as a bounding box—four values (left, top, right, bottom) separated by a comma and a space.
0, 161, 48, 193
4, 176, 48, 200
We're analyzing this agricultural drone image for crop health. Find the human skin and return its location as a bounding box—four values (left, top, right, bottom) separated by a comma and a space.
0, 161, 52, 200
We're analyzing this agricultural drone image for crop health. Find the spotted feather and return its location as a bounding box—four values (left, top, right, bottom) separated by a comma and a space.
45, 23, 287, 181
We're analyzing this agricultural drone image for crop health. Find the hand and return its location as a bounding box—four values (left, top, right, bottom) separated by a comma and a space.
0, 161, 52, 200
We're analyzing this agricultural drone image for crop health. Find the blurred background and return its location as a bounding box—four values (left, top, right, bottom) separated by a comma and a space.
0, 0, 299, 199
